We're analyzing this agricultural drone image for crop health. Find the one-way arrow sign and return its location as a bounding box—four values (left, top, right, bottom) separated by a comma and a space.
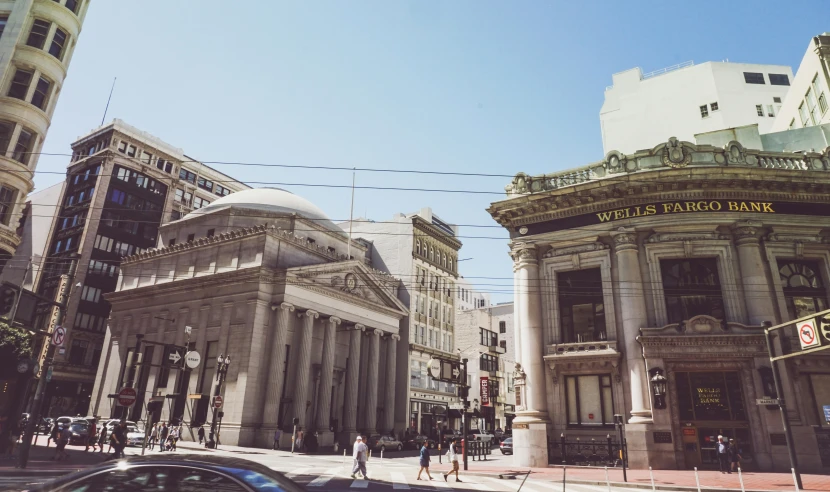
169, 350, 182, 364
164, 344, 186, 368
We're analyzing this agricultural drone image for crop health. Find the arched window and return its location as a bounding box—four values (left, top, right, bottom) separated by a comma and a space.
429, 246, 434, 262
415, 240, 421, 256
779, 261, 827, 319
442, 253, 447, 267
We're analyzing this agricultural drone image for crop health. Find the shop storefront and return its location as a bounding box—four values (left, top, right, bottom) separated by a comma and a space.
409, 401, 451, 439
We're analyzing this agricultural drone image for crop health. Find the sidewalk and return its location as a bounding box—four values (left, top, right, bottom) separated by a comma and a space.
0, 443, 111, 476
425, 461, 829, 492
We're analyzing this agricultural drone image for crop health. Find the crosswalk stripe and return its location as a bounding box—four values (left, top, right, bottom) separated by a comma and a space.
350, 478, 370, 488
483, 476, 541, 492
429, 477, 451, 488
391, 472, 410, 489
307, 467, 342, 487
468, 481, 495, 491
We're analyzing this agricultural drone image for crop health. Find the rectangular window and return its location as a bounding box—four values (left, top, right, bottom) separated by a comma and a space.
743, 72, 765, 84
675, 371, 746, 421
80, 285, 102, 303
661, 258, 725, 323
768, 73, 790, 86
699, 105, 708, 118
31, 76, 51, 110
709, 102, 718, 111
767, 104, 774, 117
499, 320, 506, 333
109, 189, 126, 205
799, 103, 811, 127
820, 93, 829, 115
214, 184, 231, 196
192, 196, 209, 209
0, 16, 7, 38
806, 87, 818, 125
197, 177, 214, 192
479, 354, 498, 372
773, 96, 782, 103
206, 229, 215, 237
48, 27, 68, 60
116, 167, 130, 181
565, 374, 613, 426
68, 339, 87, 365
26, 19, 50, 49
93, 234, 113, 252
140, 150, 152, 165
8, 69, 33, 100
65, 0, 80, 14
127, 145, 136, 157
789, 118, 796, 130
0, 186, 16, 225
179, 169, 196, 184
12, 129, 35, 165
479, 327, 497, 347
756, 104, 764, 117
117, 140, 128, 153
559, 268, 606, 343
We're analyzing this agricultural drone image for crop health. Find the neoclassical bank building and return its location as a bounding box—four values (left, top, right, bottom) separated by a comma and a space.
489, 135, 830, 472
90, 189, 408, 449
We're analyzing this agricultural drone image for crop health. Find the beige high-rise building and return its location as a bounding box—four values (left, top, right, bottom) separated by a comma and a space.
0, 0, 90, 270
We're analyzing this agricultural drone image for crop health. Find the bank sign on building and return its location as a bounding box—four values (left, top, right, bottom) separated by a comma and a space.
488, 137, 830, 472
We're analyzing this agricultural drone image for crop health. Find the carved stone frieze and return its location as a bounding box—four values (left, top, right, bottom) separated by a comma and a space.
543, 242, 608, 258
647, 231, 730, 243
660, 137, 693, 168
684, 314, 723, 334
603, 150, 634, 175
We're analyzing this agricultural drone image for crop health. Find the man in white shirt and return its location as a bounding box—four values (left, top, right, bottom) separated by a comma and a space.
351, 436, 368, 479
443, 438, 462, 482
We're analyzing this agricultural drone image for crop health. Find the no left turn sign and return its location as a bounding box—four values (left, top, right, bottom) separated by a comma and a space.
798, 319, 820, 350
51, 326, 66, 347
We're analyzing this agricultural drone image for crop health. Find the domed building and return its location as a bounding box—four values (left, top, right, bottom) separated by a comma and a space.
89, 188, 409, 449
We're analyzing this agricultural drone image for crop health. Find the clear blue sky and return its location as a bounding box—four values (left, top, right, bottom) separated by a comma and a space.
35, 0, 829, 301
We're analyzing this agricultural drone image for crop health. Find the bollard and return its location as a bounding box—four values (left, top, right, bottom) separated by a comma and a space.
381, 448, 383, 464
562, 465, 567, 492
694, 467, 701, 492
791, 468, 799, 492
605, 466, 611, 492
369, 450, 372, 462
342, 449, 346, 468
439, 442, 442, 464
649, 466, 656, 492
738, 467, 745, 492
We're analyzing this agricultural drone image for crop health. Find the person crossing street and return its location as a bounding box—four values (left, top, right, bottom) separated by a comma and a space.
351, 436, 369, 480
442, 438, 462, 482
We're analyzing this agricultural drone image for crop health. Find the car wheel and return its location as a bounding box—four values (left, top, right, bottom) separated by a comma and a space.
397, 444, 402, 451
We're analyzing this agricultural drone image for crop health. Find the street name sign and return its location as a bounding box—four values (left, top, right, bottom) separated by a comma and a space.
756, 398, 780, 405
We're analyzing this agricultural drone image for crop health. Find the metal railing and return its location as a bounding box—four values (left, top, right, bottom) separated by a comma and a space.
548, 434, 626, 467
642, 60, 694, 79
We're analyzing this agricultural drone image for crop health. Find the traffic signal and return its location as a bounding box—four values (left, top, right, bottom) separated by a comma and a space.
0, 285, 18, 319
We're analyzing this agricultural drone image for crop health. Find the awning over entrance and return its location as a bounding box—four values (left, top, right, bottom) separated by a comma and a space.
448, 409, 463, 419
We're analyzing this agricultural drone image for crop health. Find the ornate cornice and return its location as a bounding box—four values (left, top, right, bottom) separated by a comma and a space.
511, 243, 538, 266
647, 231, 730, 243
543, 242, 608, 258
611, 227, 638, 252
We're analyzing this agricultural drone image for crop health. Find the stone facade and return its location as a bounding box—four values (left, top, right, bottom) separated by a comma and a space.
0, 0, 90, 268
488, 137, 830, 472
89, 189, 408, 449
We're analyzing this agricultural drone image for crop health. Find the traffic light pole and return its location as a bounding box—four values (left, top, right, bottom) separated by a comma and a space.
17, 256, 78, 469
462, 358, 469, 471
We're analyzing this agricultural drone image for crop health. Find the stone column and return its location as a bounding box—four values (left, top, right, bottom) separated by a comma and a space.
512, 253, 523, 365
382, 334, 399, 433
512, 244, 549, 468
364, 329, 383, 435
315, 316, 340, 446
291, 309, 318, 429
732, 222, 777, 325
261, 303, 294, 431
611, 228, 651, 423
611, 227, 654, 470
342, 324, 364, 437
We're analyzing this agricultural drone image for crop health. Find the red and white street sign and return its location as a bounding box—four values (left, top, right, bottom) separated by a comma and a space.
798, 319, 820, 350
117, 387, 137, 407
213, 395, 224, 408
51, 326, 66, 347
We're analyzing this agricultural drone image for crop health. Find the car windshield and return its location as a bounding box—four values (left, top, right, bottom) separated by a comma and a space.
70, 423, 87, 432
127, 425, 141, 433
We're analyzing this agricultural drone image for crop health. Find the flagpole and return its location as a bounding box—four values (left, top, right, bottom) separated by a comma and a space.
346, 170, 356, 260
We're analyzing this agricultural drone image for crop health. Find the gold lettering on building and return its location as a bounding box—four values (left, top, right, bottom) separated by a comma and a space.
595, 201, 775, 223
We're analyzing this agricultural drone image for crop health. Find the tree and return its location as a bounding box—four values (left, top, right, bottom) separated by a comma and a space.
0, 320, 34, 372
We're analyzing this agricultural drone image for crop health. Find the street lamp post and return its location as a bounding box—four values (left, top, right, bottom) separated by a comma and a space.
206, 354, 230, 449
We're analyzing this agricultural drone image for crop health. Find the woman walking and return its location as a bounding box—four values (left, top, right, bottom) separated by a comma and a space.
97, 424, 107, 453
85, 423, 98, 452
148, 424, 158, 450
416, 441, 434, 480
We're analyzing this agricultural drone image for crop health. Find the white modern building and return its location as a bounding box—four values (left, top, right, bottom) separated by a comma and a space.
342, 208, 463, 436
456, 275, 490, 311
601, 61, 793, 154
0, 0, 90, 271
771, 33, 830, 132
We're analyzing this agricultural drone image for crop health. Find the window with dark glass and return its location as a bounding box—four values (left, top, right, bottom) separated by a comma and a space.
0, 186, 16, 225
26, 19, 50, 49
68, 339, 87, 365
566, 374, 613, 426
559, 268, 606, 342
214, 184, 231, 196
48, 27, 68, 60
779, 260, 827, 320
64, 0, 80, 14
31, 76, 51, 110
0, 121, 12, 154
743, 72, 765, 84
675, 371, 746, 421
8, 69, 33, 100
479, 353, 498, 372
0, 16, 7, 39
179, 169, 196, 184
479, 327, 497, 347
197, 177, 213, 192
499, 320, 506, 333
768, 73, 790, 86
661, 258, 725, 323
12, 129, 35, 165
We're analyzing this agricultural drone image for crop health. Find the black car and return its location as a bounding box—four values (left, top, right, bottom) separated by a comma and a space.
23, 454, 305, 491
500, 437, 513, 455
403, 434, 435, 450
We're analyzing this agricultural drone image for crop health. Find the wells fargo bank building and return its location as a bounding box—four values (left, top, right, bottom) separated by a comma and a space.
488, 137, 830, 472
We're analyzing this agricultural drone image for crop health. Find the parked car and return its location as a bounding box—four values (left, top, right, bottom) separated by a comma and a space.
403, 434, 435, 450
24, 454, 305, 492
67, 420, 90, 445
467, 429, 494, 443
126, 424, 146, 447
368, 434, 403, 452
500, 437, 513, 455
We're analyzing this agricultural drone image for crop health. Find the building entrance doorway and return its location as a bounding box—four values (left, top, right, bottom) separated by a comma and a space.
675, 371, 754, 469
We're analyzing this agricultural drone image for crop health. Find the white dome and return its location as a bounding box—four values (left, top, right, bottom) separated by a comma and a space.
184, 188, 336, 228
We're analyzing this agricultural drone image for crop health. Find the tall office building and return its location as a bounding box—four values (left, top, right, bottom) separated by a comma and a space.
771, 33, 830, 132
32, 119, 248, 416
0, 0, 90, 271
600, 61, 793, 154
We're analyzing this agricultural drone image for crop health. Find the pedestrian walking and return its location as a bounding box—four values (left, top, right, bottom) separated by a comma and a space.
716, 435, 731, 474
159, 423, 169, 452
198, 426, 205, 445
442, 438, 462, 482
350, 436, 368, 479
416, 442, 434, 480
273, 428, 281, 450
85, 423, 98, 452
97, 425, 107, 453
728, 439, 742, 472
149, 424, 158, 450
169, 426, 178, 451
110, 421, 127, 459
296, 429, 304, 452
51, 424, 70, 461
47, 422, 58, 448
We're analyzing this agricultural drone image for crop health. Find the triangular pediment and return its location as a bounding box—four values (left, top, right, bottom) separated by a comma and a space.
286, 260, 409, 316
